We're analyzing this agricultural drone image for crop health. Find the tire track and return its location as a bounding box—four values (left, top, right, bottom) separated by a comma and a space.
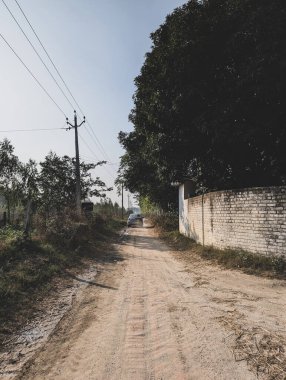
15, 228, 261, 380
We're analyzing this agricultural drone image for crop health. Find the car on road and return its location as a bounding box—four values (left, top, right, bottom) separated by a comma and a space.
127, 213, 143, 227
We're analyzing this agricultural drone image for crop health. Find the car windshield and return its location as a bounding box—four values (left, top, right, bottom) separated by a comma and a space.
128, 214, 140, 220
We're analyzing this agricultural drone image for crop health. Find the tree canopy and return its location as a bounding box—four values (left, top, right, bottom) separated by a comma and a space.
38, 152, 111, 211
0, 139, 112, 221
118, 0, 286, 210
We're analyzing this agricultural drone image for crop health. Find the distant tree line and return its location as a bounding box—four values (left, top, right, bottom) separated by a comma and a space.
118, 0, 286, 210
93, 198, 125, 218
0, 138, 111, 224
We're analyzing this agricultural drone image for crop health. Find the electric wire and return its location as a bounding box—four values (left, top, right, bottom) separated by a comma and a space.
1, 4, 118, 194
13, 0, 84, 116
82, 160, 118, 166
79, 133, 116, 181
76, 114, 113, 163
82, 125, 114, 164
78, 134, 102, 163
7, 0, 114, 169
66, 117, 118, 181
76, 113, 115, 166
0, 32, 66, 117
2, 0, 76, 112
84, 127, 104, 155
13, 0, 114, 163
80, 154, 117, 166
86, 120, 113, 162
0, 127, 66, 132
80, 154, 101, 161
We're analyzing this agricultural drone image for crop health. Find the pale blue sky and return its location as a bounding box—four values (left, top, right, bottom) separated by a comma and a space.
0, 0, 186, 205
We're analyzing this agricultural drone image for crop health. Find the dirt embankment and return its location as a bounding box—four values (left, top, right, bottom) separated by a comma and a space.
1, 227, 285, 380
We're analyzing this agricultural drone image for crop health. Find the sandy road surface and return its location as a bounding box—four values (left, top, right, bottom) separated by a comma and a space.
15, 227, 286, 380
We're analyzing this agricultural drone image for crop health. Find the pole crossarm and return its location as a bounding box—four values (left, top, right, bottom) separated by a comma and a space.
66, 111, 85, 130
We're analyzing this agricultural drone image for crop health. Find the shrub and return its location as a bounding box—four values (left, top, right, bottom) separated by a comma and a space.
148, 212, 178, 232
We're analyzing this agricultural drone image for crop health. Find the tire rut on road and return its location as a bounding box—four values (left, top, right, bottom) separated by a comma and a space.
15, 227, 276, 380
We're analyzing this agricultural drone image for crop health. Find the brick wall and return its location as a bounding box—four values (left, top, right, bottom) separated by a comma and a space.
179, 185, 286, 257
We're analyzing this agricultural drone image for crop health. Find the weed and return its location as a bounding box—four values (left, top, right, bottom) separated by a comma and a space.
146, 212, 178, 232
0, 214, 124, 338
151, 214, 286, 278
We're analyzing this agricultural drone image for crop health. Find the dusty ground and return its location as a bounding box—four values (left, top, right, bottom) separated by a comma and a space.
2, 227, 286, 380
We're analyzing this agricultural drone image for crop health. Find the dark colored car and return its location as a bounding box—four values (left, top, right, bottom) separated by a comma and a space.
127, 213, 143, 227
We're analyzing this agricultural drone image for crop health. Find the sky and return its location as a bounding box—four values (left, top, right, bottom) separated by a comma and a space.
0, 0, 186, 208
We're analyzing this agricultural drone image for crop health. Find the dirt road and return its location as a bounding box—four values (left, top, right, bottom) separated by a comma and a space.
14, 227, 286, 380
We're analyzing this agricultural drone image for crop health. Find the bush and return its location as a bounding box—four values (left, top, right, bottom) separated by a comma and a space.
33, 209, 89, 249
89, 213, 106, 231
148, 212, 178, 232
156, 212, 286, 278
0, 225, 23, 243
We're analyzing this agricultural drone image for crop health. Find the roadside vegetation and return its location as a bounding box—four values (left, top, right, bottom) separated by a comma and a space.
0, 211, 125, 339
0, 138, 126, 339
149, 212, 286, 279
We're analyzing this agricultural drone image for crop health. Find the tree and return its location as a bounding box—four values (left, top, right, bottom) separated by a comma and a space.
38, 152, 112, 212
118, 0, 286, 209
93, 199, 124, 217
0, 139, 22, 222
20, 159, 39, 202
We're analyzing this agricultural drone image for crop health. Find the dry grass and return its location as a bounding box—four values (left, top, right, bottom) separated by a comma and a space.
0, 216, 125, 343
218, 313, 286, 380
158, 229, 286, 279
150, 215, 286, 378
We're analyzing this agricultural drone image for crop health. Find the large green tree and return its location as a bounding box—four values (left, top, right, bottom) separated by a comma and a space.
119, 0, 286, 209
38, 152, 112, 212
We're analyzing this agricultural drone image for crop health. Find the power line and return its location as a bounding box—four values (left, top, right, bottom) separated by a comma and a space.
80, 154, 100, 160
77, 114, 113, 163
84, 126, 106, 157
79, 155, 117, 167
80, 119, 115, 166
81, 136, 117, 175
78, 133, 102, 163
80, 158, 118, 166
13, 0, 84, 115
80, 157, 116, 187
2, 0, 75, 111
13, 0, 114, 163
79, 133, 116, 181
0, 127, 66, 132
86, 120, 113, 162
75, 117, 107, 159
0, 32, 66, 117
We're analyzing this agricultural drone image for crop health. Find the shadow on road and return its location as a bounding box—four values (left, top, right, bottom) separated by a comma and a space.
123, 231, 170, 252
63, 271, 118, 290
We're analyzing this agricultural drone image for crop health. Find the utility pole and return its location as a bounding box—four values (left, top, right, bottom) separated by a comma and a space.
121, 182, 124, 220
66, 111, 85, 214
